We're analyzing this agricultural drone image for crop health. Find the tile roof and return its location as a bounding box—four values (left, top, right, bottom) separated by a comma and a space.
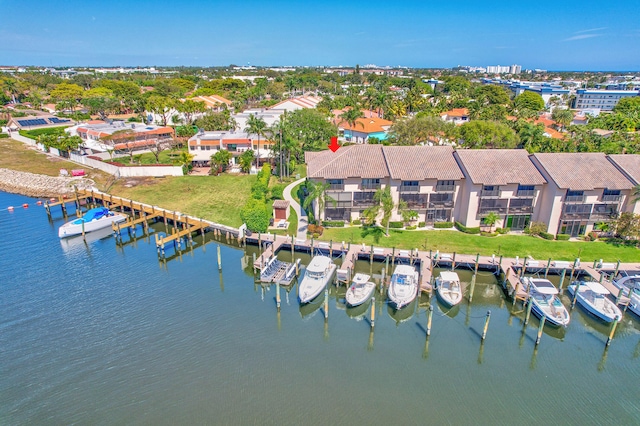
339, 116, 393, 133
440, 108, 469, 118
533, 152, 633, 190
607, 154, 640, 185
273, 200, 290, 209
194, 95, 232, 108
382, 146, 464, 180
305, 145, 390, 179
455, 149, 546, 185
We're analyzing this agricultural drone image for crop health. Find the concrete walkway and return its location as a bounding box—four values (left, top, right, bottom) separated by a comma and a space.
283, 177, 307, 240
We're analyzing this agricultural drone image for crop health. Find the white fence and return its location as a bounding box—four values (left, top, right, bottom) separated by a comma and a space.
7, 132, 184, 177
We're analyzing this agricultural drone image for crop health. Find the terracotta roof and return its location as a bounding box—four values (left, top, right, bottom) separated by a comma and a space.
269, 96, 321, 110
607, 154, 640, 185
533, 153, 633, 190
339, 116, 393, 133
543, 127, 564, 139
440, 108, 469, 118
305, 145, 390, 179
382, 146, 464, 180
194, 95, 232, 108
455, 149, 546, 185
273, 200, 290, 209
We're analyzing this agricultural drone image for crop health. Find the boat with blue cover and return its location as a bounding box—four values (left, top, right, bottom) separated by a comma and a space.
58, 207, 127, 238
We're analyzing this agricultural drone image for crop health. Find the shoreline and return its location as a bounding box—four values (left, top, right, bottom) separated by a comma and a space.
0, 168, 96, 198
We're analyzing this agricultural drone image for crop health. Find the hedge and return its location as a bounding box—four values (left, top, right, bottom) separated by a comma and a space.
240, 199, 270, 232
388, 221, 404, 229
0, 133, 9, 139
539, 231, 555, 240
556, 234, 571, 240
455, 221, 481, 234
351, 219, 362, 225
434, 222, 453, 229
406, 225, 417, 230
495, 227, 510, 234
270, 184, 285, 200
418, 222, 426, 228
480, 231, 498, 237
322, 220, 345, 228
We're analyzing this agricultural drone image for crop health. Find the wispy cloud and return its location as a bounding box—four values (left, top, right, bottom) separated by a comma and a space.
575, 27, 607, 34
564, 33, 602, 42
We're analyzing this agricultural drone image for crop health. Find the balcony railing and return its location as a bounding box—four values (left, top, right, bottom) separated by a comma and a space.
400, 186, 420, 193
478, 207, 508, 215
561, 212, 591, 220
328, 184, 344, 191
516, 189, 536, 198
590, 212, 617, 220
361, 183, 381, 191
435, 184, 456, 192
601, 194, 622, 203
564, 195, 585, 203
480, 189, 500, 198
508, 206, 533, 214
429, 201, 454, 208
352, 199, 375, 207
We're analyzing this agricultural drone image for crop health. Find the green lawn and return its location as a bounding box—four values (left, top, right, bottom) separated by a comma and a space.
110, 174, 256, 227
317, 227, 639, 262
113, 149, 186, 165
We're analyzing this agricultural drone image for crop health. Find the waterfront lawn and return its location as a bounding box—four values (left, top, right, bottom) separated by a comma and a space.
113, 149, 186, 165
318, 227, 639, 263
110, 174, 256, 228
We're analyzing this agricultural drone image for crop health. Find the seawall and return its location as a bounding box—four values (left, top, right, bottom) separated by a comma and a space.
0, 168, 96, 198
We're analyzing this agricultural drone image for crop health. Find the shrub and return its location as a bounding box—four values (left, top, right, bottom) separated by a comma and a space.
351, 219, 362, 226
240, 199, 270, 232
455, 221, 481, 234
322, 220, 345, 228
270, 184, 285, 200
434, 222, 453, 229
315, 225, 324, 236
406, 225, 417, 230
307, 224, 317, 234
388, 221, 404, 229
556, 234, 571, 240
495, 227, 510, 234
480, 231, 498, 237
588, 231, 599, 241
0, 133, 8, 139
526, 221, 547, 237
539, 231, 555, 240
312, 232, 320, 239
418, 221, 426, 228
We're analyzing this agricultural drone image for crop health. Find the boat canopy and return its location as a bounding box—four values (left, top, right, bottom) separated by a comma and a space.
393, 265, 417, 277
584, 281, 610, 295
352, 273, 370, 284
529, 278, 559, 295
616, 275, 640, 289
439, 271, 460, 282
306, 256, 333, 273
72, 207, 110, 225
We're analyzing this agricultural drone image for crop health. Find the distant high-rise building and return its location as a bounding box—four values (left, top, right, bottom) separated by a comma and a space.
486, 65, 512, 74
510, 64, 522, 74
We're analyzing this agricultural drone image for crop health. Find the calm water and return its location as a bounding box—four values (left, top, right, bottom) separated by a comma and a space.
1, 191, 639, 425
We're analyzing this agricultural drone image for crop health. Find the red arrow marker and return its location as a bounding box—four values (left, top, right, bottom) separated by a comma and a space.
328, 136, 340, 152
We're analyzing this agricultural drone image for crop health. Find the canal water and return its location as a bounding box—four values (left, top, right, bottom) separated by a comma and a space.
1, 191, 639, 425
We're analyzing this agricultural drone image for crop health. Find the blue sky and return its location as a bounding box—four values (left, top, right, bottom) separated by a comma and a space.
1, 0, 639, 70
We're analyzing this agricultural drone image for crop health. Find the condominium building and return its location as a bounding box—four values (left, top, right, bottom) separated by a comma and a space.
571, 89, 639, 112
530, 153, 635, 236
454, 149, 546, 231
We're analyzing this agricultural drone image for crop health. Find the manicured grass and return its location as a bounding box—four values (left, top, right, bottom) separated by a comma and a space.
19, 126, 69, 139
318, 227, 639, 262
0, 138, 113, 189
113, 149, 186, 165
110, 174, 256, 228
287, 206, 298, 236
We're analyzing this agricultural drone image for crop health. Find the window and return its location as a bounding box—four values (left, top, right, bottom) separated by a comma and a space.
429, 193, 453, 207
516, 185, 535, 197
327, 179, 344, 190
400, 181, 419, 192
362, 178, 380, 190
565, 190, 585, 202
353, 192, 375, 206
481, 185, 500, 197
478, 198, 508, 215
602, 188, 622, 202
436, 180, 455, 192
400, 193, 428, 208
509, 198, 533, 213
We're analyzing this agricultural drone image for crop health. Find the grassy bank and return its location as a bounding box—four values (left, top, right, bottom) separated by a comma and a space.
110, 174, 255, 228
317, 227, 639, 262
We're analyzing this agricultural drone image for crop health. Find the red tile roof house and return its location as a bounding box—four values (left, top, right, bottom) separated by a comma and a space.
440, 108, 470, 125
531, 152, 636, 237
72, 121, 174, 153
187, 131, 274, 168
333, 110, 393, 144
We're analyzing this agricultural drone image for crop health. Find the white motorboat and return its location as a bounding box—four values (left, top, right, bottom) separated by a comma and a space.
567, 281, 622, 323
435, 271, 463, 308
58, 207, 127, 238
521, 277, 570, 327
345, 273, 376, 307
612, 275, 640, 317
387, 265, 419, 309
298, 256, 336, 304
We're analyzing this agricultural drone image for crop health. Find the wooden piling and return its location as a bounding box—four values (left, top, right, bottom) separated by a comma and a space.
426, 305, 433, 336
613, 260, 620, 279
544, 258, 551, 278
615, 287, 624, 305
569, 258, 577, 283
329, 240, 333, 258
606, 318, 619, 347
370, 296, 376, 328
391, 247, 396, 266
535, 316, 546, 346
481, 310, 491, 340
558, 268, 567, 292
369, 244, 374, 264
276, 282, 281, 310
524, 296, 533, 325
217, 245, 222, 271
469, 274, 476, 303
323, 289, 329, 320
571, 280, 582, 308
451, 252, 456, 270
474, 253, 480, 274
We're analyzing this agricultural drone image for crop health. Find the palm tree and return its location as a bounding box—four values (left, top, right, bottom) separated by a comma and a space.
244, 114, 267, 170
483, 212, 500, 232
176, 151, 194, 174
302, 180, 335, 222
339, 108, 364, 142
551, 109, 574, 133
633, 184, 640, 203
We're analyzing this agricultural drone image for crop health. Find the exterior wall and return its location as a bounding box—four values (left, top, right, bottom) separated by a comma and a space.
573, 90, 639, 112
534, 182, 564, 234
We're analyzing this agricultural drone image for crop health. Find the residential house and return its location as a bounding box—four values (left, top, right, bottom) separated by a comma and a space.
336, 111, 393, 143
193, 95, 233, 112
187, 130, 274, 167
530, 153, 634, 236
268, 96, 322, 113
607, 154, 640, 215
439, 108, 469, 125
454, 149, 547, 231
7, 114, 73, 131
70, 120, 174, 153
